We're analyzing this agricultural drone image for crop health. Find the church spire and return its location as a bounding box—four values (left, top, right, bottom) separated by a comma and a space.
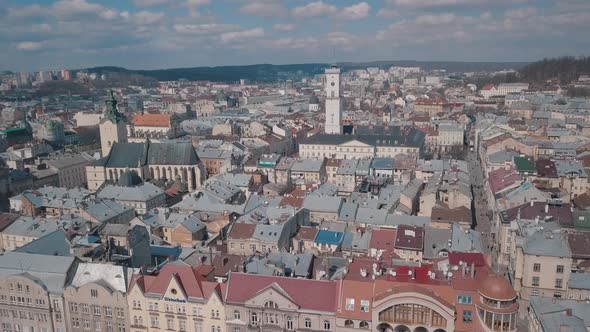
104, 89, 124, 123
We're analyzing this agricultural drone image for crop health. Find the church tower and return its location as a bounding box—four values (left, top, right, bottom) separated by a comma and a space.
99, 90, 127, 157
324, 65, 342, 135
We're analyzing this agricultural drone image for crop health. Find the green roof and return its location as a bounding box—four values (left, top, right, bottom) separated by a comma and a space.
513, 156, 536, 174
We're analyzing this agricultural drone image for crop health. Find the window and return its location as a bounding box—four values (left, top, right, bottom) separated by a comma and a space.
533, 263, 541, 272
150, 317, 159, 328
286, 317, 293, 330
532, 277, 540, 287
233, 310, 240, 320
233, 328, 240, 332
463, 310, 472, 323
344, 320, 354, 328
554, 292, 562, 298
90, 289, 98, 298
556, 265, 564, 274
345, 298, 355, 311
166, 318, 174, 330
323, 320, 330, 330
264, 301, 278, 309
179, 320, 186, 331
116, 308, 124, 318
84, 319, 90, 330
93, 305, 101, 316
304, 318, 311, 328
117, 322, 125, 332
94, 321, 101, 331
555, 279, 563, 289
457, 295, 472, 304
251, 312, 258, 325
82, 304, 89, 314
360, 300, 370, 312
531, 289, 539, 296
195, 322, 202, 332
71, 303, 79, 313
359, 321, 369, 329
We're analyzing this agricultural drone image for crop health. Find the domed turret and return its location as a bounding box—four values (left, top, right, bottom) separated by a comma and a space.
477, 275, 517, 301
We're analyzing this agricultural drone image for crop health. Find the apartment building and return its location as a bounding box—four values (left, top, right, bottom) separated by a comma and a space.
127, 264, 225, 332
64, 263, 131, 332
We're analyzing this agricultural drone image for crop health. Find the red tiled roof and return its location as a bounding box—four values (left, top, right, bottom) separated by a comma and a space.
279, 196, 304, 208
228, 223, 256, 239
294, 226, 319, 241
536, 159, 558, 178
131, 113, 173, 127
369, 229, 396, 251
225, 273, 340, 312
488, 166, 521, 194
130, 264, 220, 299
448, 252, 486, 267
394, 225, 424, 251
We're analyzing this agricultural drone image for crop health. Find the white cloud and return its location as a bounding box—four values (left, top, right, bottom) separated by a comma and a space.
239, 2, 286, 17
220, 27, 264, 43
132, 0, 171, 6
336, 2, 370, 20
292, 1, 337, 19
16, 41, 44, 51
386, 0, 488, 7
376, 8, 398, 18
173, 23, 239, 35
505, 7, 537, 19
186, 0, 210, 8
133, 11, 165, 25
273, 23, 296, 31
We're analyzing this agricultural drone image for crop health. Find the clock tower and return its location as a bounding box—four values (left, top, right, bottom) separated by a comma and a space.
324, 65, 342, 135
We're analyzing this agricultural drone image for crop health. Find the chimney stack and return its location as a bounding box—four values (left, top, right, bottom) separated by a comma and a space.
470, 262, 475, 279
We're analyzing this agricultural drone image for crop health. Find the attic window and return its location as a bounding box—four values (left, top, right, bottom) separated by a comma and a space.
171, 289, 178, 295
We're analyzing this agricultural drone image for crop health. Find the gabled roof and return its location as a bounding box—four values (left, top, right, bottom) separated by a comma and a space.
131, 264, 219, 300
14, 229, 71, 256
225, 272, 339, 312
131, 113, 174, 127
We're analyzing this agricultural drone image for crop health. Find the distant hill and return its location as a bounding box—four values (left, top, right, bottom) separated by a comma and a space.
518, 56, 590, 84
80, 60, 528, 83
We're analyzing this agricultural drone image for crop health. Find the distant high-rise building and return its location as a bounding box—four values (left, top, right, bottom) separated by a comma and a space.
60, 69, 71, 81
324, 65, 342, 135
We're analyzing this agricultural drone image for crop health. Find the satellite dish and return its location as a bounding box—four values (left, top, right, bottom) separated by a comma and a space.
452, 265, 459, 271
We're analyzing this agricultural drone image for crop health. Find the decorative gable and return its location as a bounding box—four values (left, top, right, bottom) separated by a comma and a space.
244, 282, 299, 310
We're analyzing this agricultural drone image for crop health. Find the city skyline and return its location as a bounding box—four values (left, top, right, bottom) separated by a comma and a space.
1, 0, 589, 71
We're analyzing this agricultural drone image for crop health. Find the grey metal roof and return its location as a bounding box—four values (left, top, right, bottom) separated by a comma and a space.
14, 229, 71, 256
104, 141, 199, 168
423, 227, 451, 259
97, 183, 165, 203
69, 263, 132, 293
338, 202, 358, 222
303, 196, 343, 213
568, 273, 590, 290
530, 296, 590, 332
0, 252, 76, 294
291, 159, 324, 173
300, 126, 425, 148
524, 231, 571, 258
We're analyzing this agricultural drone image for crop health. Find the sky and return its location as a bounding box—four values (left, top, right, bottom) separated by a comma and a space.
1, 0, 589, 71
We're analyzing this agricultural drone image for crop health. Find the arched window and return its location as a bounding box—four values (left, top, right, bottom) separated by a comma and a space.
324, 320, 330, 330
304, 318, 311, 328
233, 310, 240, 320
264, 301, 278, 309
344, 320, 354, 328
359, 321, 369, 329
286, 317, 293, 330
251, 312, 258, 325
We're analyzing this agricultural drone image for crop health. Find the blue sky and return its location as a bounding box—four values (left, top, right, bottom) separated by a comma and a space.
1, 0, 589, 71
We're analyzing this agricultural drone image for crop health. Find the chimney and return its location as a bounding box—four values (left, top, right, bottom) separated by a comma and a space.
470, 262, 475, 279
545, 204, 549, 214
565, 308, 573, 316
530, 200, 534, 207
461, 262, 466, 279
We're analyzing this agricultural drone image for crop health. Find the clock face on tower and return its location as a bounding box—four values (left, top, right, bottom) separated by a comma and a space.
331, 82, 335, 86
